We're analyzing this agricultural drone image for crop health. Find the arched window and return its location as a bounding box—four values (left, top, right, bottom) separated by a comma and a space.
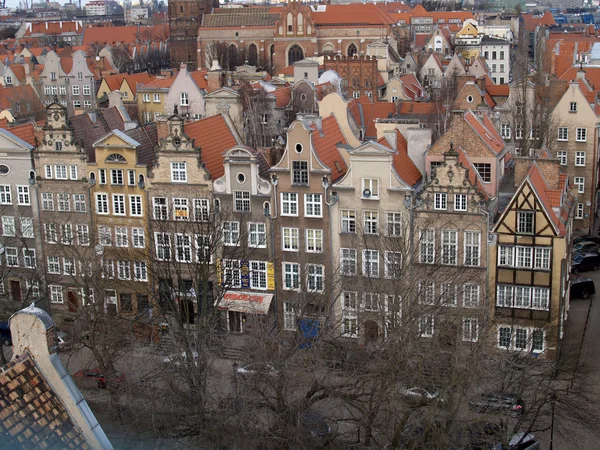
297, 13, 303, 33
288, 44, 303, 66
287, 12, 293, 33
105, 153, 127, 163
270, 44, 275, 69
347, 43, 358, 57
248, 43, 258, 66
228, 44, 237, 71
322, 44, 335, 55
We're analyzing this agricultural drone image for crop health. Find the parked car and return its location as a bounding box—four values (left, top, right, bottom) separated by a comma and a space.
469, 393, 524, 417
72, 368, 125, 389
571, 251, 600, 273
298, 410, 331, 442
509, 432, 540, 450
573, 241, 600, 254
570, 276, 596, 299
574, 236, 600, 245
0, 322, 12, 346
399, 386, 443, 403
163, 351, 199, 367
236, 362, 279, 377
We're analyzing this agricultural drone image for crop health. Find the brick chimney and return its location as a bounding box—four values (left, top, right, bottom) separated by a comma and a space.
157, 118, 170, 141
476, 76, 486, 92
514, 156, 560, 189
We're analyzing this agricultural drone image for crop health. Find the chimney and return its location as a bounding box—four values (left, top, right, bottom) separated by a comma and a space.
383, 130, 397, 150
476, 76, 486, 92
10, 304, 58, 356
157, 119, 169, 141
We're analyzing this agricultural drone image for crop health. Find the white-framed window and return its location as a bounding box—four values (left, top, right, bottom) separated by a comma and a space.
2, 216, 15, 236
171, 162, 187, 182
557, 151, 567, 166
180, 92, 189, 106
307, 264, 324, 292
194, 198, 210, 221
129, 195, 143, 216
419, 314, 434, 338
98, 226, 112, 246
576, 203, 584, 219
292, 161, 308, 185
282, 227, 299, 251
385, 251, 402, 279
132, 228, 145, 248
498, 245, 514, 266
575, 151, 586, 167
361, 178, 379, 199
250, 261, 267, 289
341, 210, 356, 233
362, 292, 379, 312
500, 123, 511, 139
153, 93, 160, 103
134, 261, 148, 281
249, 222, 267, 248
223, 221, 240, 246
515, 124, 523, 139
463, 318, 478, 342
44, 222, 57, 243
153, 197, 168, 220
570, 102, 577, 112
283, 302, 297, 330
574, 177, 585, 194
516, 246, 533, 268
112, 194, 126, 215
115, 227, 128, 247
42, 193, 54, 211
76, 224, 89, 246
497, 326, 545, 353
83, 84, 91, 96
464, 231, 481, 267
341, 292, 358, 338
496, 285, 514, 308
419, 229, 435, 263
96, 193, 109, 214
306, 229, 323, 253
175, 234, 193, 262
61, 224, 73, 244
576, 128, 587, 142
283, 263, 300, 291
222, 260, 241, 287
281, 192, 298, 216
534, 247, 551, 270
515, 286, 531, 308
386, 212, 402, 236
557, 127, 568, 141
441, 283, 457, 306
110, 169, 123, 185
340, 248, 357, 276
517, 211, 534, 234
441, 230, 457, 265
47, 256, 60, 274
142, 93, 150, 103
419, 281, 435, 305
58, 193, 70, 212
463, 284, 480, 308
362, 249, 380, 277
196, 235, 211, 263
234, 191, 251, 212
98, 169, 106, 184
304, 194, 322, 217
434, 192, 447, 210
49, 285, 64, 304
26, 281, 40, 298
72, 85, 80, 95
532, 287, 550, 310
127, 170, 136, 186
454, 194, 467, 211
4, 247, 18, 266
55, 165, 67, 179
0, 185, 11, 204
84, 100, 92, 108
74, 194, 86, 212
115, 261, 129, 280
21, 217, 34, 238
154, 232, 171, 260
363, 211, 379, 235
44, 165, 53, 179
63, 257, 76, 275
173, 198, 189, 221
16, 186, 30, 205
23, 249, 36, 268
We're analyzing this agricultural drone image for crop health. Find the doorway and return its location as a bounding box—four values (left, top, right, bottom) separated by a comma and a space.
68, 291, 79, 312
228, 311, 245, 332
10, 281, 21, 303
364, 320, 379, 343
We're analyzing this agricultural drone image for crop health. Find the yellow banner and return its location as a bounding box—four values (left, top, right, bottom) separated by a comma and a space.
267, 262, 275, 290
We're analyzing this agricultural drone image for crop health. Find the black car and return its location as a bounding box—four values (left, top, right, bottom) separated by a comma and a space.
574, 236, 600, 245
469, 393, 524, 417
570, 276, 596, 299
571, 251, 600, 273
573, 241, 600, 254
0, 322, 11, 346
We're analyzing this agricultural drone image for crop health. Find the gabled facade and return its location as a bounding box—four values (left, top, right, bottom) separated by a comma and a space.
66, 50, 97, 113
164, 64, 206, 119
419, 53, 443, 89
480, 36, 510, 85
38, 51, 70, 111
425, 27, 453, 56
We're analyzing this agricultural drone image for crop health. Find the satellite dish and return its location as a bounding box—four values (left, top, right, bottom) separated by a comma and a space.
362, 189, 371, 198
95, 56, 100, 61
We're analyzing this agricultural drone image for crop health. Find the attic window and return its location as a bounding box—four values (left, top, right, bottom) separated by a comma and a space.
105, 154, 127, 163
467, 95, 473, 103
334, 161, 342, 173
484, 132, 492, 141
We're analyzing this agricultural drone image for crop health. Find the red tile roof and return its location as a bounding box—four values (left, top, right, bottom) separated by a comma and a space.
397, 102, 435, 115
22, 21, 83, 37
190, 70, 209, 90
184, 115, 239, 179
311, 3, 397, 26
59, 56, 73, 74
399, 73, 423, 100
311, 115, 348, 182
138, 76, 176, 91
377, 130, 421, 186
122, 72, 153, 95
0, 119, 38, 146
559, 67, 600, 94
521, 12, 555, 32
82, 24, 168, 46
102, 73, 127, 92
7, 64, 26, 83
456, 147, 489, 200
526, 162, 565, 234
0, 85, 43, 118
272, 86, 291, 108
464, 111, 504, 155
487, 83, 510, 97
414, 34, 431, 49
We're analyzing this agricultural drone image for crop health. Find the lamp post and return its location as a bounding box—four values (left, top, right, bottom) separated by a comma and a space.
549, 393, 557, 450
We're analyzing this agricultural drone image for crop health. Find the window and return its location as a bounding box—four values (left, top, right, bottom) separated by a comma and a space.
419, 315, 434, 338
419, 229, 435, 263
342, 292, 358, 337
128, 228, 144, 249
558, 127, 568, 141
574, 177, 585, 194
434, 193, 447, 210
517, 211, 534, 234
463, 318, 478, 342
2, 216, 15, 236
17, 186, 30, 205
576, 203, 584, 219
171, 162, 187, 182
98, 169, 106, 184
23, 249, 36, 268
49, 285, 63, 304
361, 178, 379, 199
304, 194, 322, 217
155, 233, 171, 260
515, 124, 524, 139
194, 199, 210, 221
61, 223, 73, 244
463, 284, 480, 308
249, 223, 266, 248
292, 161, 308, 185
441, 230, 457, 265
153, 197, 168, 220
340, 248, 357, 275
576, 128, 587, 142
64, 258, 76, 275
47, 256, 60, 274
134, 261, 148, 281
532, 287, 550, 310
112, 194, 125, 215
385, 252, 402, 279
223, 221, 240, 246
129, 195, 142, 216
58, 193, 70, 212
74, 100, 82, 108
362, 249, 380, 277
386, 212, 402, 236
420, 281, 435, 305
74, 194, 86, 212
283, 263, 300, 290
341, 210, 356, 233
44, 223, 57, 243
306, 229, 323, 253
515, 286, 532, 308
96, 193, 109, 214
175, 234, 193, 262
454, 194, 467, 211
284, 303, 297, 330
473, 163, 491, 183
441, 283, 457, 306
72, 85, 80, 95
515, 328, 528, 350
515, 246, 533, 268
173, 198, 189, 220
195, 235, 211, 263
498, 326, 511, 348
282, 227, 299, 251
307, 264, 324, 292
557, 151, 567, 166
180, 92, 189, 106
534, 247, 551, 270
42, 193, 54, 211
77, 224, 89, 246
498, 246, 514, 266
83, 84, 90, 95
464, 231, 480, 266
570, 101, 577, 112
281, 192, 298, 216
4, 247, 18, 267
0, 185, 11, 204
575, 151, 586, 167
153, 93, 160, 103
98, 226, 112, 246
532, 330, 544, 353
143, 93, 150, 103
234, 191, 251, 212
115, 227, 128, 247
363, 211, 379, 235
110, 169, 123, 185
21, 218, 33, 238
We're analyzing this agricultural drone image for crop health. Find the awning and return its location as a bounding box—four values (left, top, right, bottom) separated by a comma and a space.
216, 292, 273, 315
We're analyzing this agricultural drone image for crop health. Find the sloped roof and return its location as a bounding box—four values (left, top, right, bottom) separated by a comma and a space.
559, 67, 600, 95
348, 96, 396, 139
456, 147, 489, 200
23, 21, 83, 37
8, 64, 26, 83
59, 56, 73, 74
124, 123, 158, 167
487, 83, 510, 97
0, 84, 42, 113
399, 73, 423, 100
102, 73, 127, 92
311, 115, 348, 182
377, 130, 421, 186
521, 12, 556, 32
138, 76, 176, 91
122, 72, 153, 95
415, 33, 431, 49
397, 102, 435, 115
525, 162, 564, 235
464, 111, 504, 155
190, 70, 209, 90
272, 86, 291, 108
71, 108, 126, 161
184, 114, 240, 179
82, 24, 168, 46
202, 10, 279, 28
0, 120, 38, 146
311, 3, 397, 26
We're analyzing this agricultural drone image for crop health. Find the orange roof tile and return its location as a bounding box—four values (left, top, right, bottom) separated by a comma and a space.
378, 130, 421, 186
59, 56, 73, 74
311, 115, 348, 182
526, 162, 563, 234
190, 70, 208, 90
464, 111, 504, 155
23, 21, 83, 36
184, 115, 239, 179
102, 73, 127, 92
138, 76, 175, 91
311, 3, 397, 26
278, 65, 295, 76
122, 72, 153, 95
0, 85, 43, 117
487, 83, 510, 97
456, 147, 489, 200
521, 12, 555, 32
0, 119, 38, 146
559, 67, 600, 94
399, 73, 423, 100
397, 102, 435, 115
82, 24, 168, 46
272, 86, 291, 108
7, 64, 26, 83
414, 33, 431, 49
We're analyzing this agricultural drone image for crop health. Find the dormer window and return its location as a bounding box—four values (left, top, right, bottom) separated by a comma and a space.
569, 102, 577, 113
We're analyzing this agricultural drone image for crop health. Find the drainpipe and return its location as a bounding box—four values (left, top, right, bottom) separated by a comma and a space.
322, 176, 338, 330
268, 174, 279, 332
